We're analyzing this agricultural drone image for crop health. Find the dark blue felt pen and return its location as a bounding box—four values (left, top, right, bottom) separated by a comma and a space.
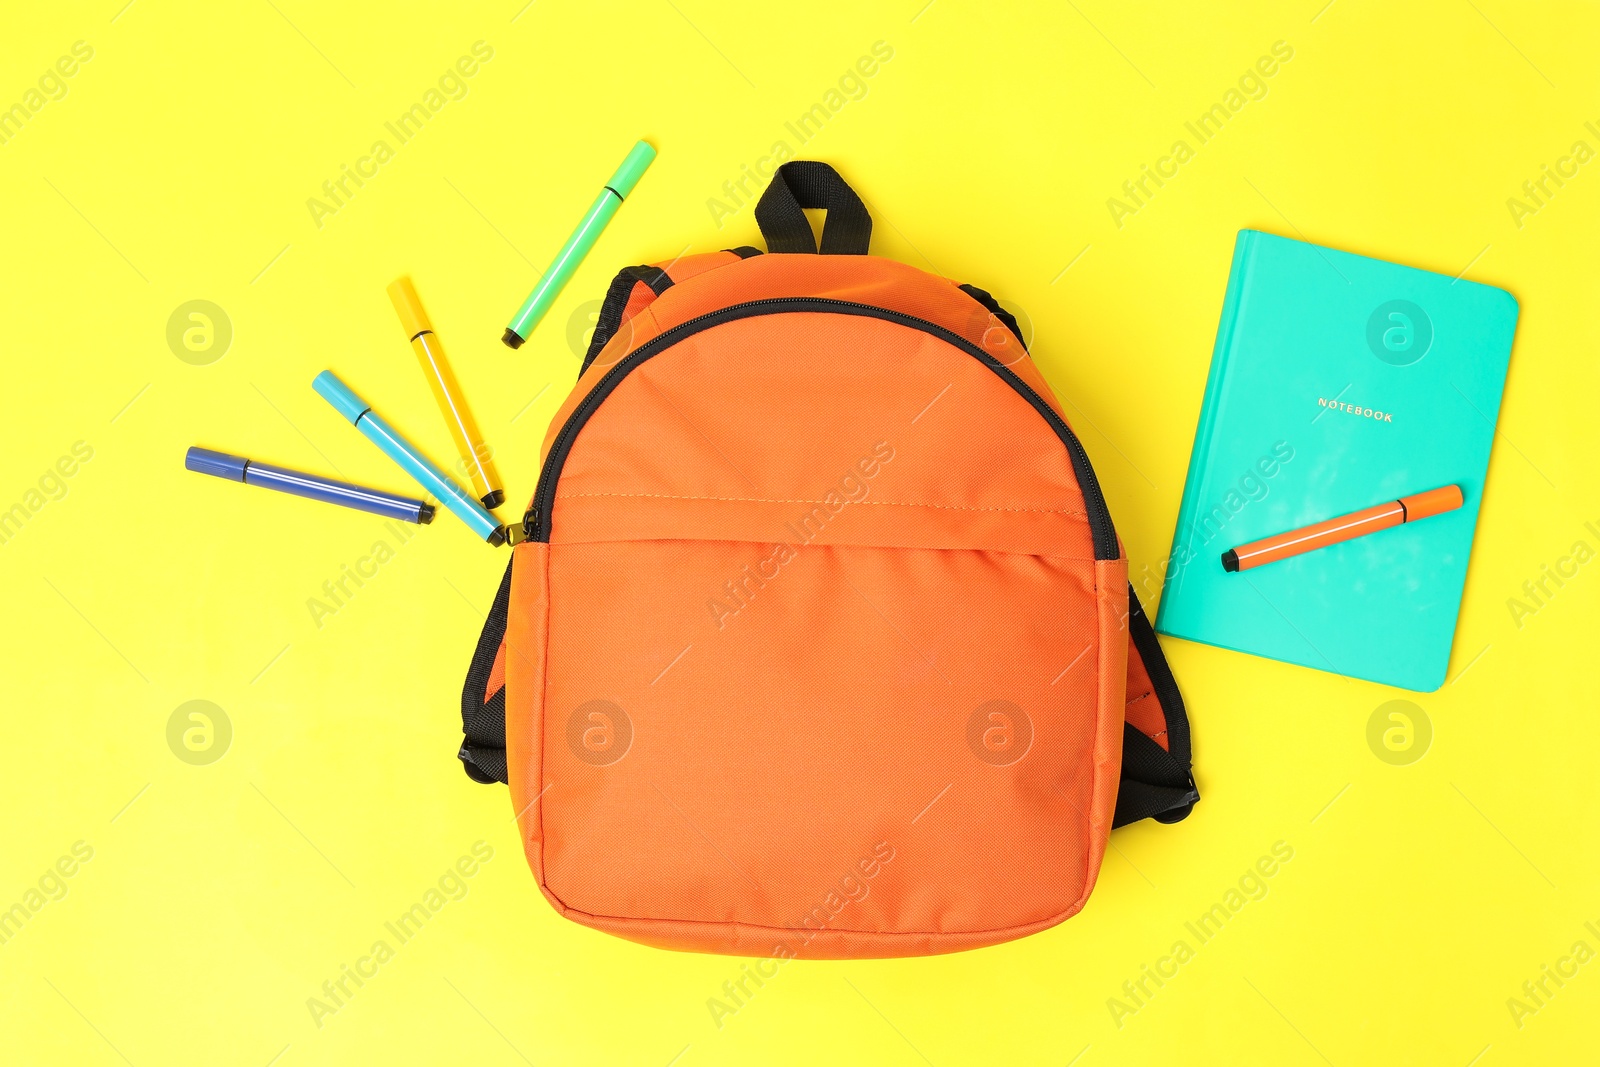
186, 446, 434, 525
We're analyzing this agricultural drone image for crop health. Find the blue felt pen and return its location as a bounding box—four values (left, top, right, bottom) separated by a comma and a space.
312, 371, 507, 546
186, 447, 434, 524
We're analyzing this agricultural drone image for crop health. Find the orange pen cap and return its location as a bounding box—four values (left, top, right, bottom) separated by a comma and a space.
1401, 484, 1463, 521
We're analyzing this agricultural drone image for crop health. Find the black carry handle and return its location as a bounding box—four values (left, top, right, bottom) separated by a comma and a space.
755, 161, 872, 255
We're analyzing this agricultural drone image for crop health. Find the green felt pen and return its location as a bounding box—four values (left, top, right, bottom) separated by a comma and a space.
502, 140, 656, 350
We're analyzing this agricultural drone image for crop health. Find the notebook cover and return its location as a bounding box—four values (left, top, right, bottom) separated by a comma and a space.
1154, 230, 1519, 691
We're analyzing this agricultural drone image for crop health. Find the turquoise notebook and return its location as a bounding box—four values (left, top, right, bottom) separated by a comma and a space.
1154, 230, 1519, 691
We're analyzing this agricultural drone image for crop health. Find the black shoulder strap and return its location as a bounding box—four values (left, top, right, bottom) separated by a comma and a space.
957, 283, 1029, 351
580, 265, 673, 374
458, 561, 513, 784
1114, 583, 1199, 827
755, 161, 872, 255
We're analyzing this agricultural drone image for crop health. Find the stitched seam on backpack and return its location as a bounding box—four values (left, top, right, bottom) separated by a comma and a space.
1126, 691, 1170, 737
559, 491, 1089, 517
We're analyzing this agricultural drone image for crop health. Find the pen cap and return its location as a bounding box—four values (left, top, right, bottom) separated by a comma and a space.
185, 446, 247, 481
1402, 484, 1464, 520
606, 140, 656, 199
313, 370, 372, 425
386, 276, 433, 340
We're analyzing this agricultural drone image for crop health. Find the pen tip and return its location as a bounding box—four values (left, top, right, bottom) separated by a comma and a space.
417, 503, 436, 525
502, 328, 525, 350
481, 490, 505, 510
1220, 549, 1239, 573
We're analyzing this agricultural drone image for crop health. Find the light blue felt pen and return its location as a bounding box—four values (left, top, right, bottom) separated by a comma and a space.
312, 370, 506, 546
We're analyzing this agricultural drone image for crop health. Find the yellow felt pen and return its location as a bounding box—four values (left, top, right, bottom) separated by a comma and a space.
387, 276, 504, 509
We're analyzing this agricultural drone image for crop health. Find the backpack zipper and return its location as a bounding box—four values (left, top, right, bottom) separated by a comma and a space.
523, 297, 1119, 559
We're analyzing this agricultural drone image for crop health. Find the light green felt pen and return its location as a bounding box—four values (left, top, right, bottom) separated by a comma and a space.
502, 140, 656, 350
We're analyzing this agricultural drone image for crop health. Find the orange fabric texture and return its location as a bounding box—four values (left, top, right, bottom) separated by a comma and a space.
539, 256, 1042, 468
505, 252, 1138, 958
618, 281, 655, 328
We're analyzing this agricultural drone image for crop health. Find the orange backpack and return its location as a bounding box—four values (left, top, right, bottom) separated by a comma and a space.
459, 162, 1197, 958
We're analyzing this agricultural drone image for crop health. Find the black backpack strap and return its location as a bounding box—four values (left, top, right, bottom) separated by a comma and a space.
755, 161, 872, 255
1114, 583, 1199, 827
580, 265, 674, 374
957, 283, 1029, 351
459, 560, 513, 784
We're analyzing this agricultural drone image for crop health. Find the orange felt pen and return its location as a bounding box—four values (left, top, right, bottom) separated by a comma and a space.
1221, 484, 1464, 572
387, 276, 504, 509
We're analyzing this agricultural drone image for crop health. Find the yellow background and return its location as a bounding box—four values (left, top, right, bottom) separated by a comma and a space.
2, 0, 1597, 1063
